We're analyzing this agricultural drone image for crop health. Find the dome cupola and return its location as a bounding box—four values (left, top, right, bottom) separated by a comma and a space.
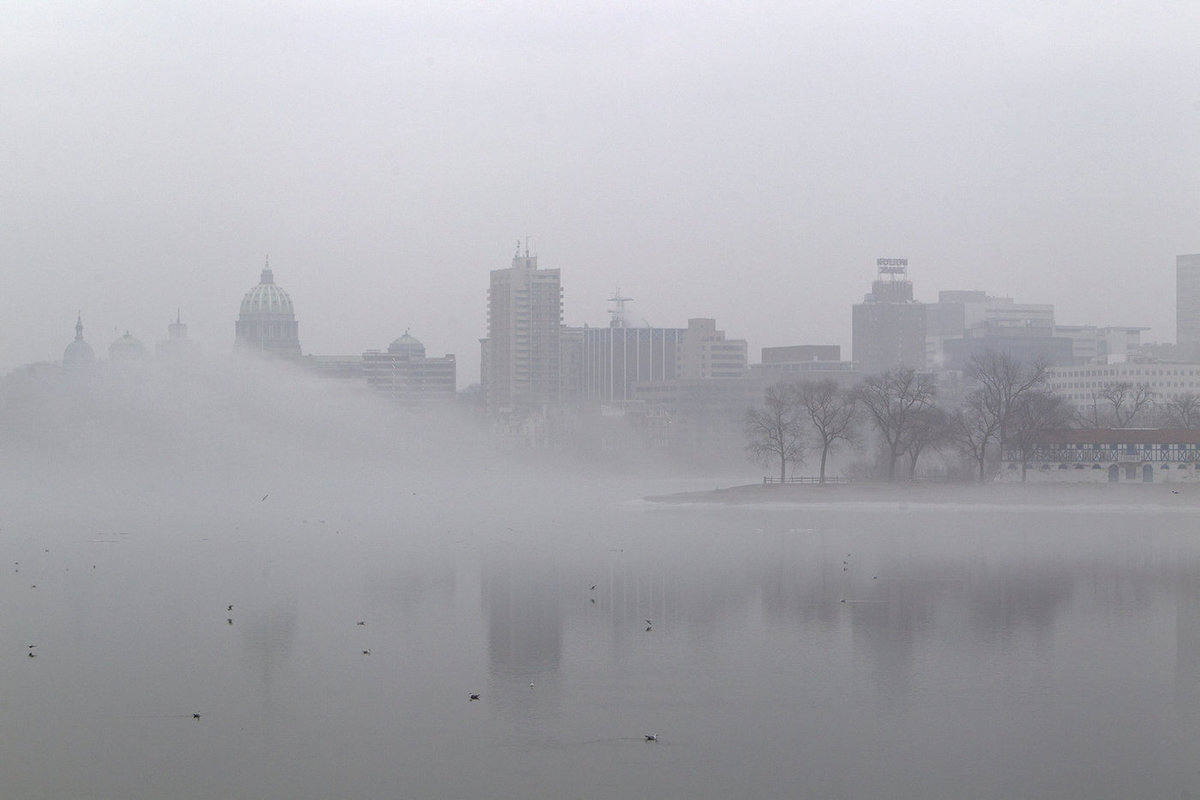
109, 330, 145, 360
63, 314, 96, 368
387, 331, 426, 360
235, 257, 301, 358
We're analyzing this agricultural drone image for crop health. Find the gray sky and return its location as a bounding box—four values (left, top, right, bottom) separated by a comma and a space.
3, 0, 1199, 380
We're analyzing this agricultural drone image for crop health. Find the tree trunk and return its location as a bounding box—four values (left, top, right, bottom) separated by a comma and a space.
779, 455, 786, 485
819, 446, 828, 484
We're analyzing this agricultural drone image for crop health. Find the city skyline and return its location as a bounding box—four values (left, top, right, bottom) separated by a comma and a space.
15, 245, 1189, 379
3, 3, 1198, 380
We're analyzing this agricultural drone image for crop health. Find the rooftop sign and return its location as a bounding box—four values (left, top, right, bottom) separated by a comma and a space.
876, 257, 908, 275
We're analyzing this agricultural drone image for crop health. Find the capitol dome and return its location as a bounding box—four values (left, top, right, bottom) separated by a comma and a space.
235, 260, 301, 358
387, 331, 426, 360
240, 267, 295, 317
63, 315, 95, 369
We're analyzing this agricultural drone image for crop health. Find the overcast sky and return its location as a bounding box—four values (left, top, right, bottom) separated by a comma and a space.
3, 1, 1199, 380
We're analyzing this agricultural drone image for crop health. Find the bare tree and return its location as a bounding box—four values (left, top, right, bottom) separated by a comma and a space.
854, 369, 938, 481
1097, 381, 1155, 427
1005, 390, 1074, 482
796, 380, 858, 484
1163, 392, 1200, 429
745, 383, 804, 484
903, 405, 951, 478
965, 351, 1048, 446
951, 389, 1002, 482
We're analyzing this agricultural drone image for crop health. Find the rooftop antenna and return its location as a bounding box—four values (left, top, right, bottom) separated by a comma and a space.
608, 288, 633, 328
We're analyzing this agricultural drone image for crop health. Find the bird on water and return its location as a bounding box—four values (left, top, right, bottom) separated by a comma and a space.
469, 694, 480, 701
645, 734, 658, 742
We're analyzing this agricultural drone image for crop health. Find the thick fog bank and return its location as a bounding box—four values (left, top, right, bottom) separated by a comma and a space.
0, 358, 716, 537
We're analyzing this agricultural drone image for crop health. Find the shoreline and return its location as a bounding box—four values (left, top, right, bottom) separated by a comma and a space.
643, 480, 1200, 507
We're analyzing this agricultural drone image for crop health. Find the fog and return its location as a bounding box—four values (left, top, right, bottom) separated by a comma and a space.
3, 364, 1200, 798
7, 3, 1200, 797
4, 1, 1200, 379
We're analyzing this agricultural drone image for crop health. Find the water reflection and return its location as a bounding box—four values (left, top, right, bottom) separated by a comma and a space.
236, 600, 298, 702
8, 489, 1200, 799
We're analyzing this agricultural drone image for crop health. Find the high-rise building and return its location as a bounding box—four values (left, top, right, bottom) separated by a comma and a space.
1177, 254, 1200, 349
235, 259, 301, 358
562, 291, 686, 406
852, 258, 926, 375
484, 244, 562, 414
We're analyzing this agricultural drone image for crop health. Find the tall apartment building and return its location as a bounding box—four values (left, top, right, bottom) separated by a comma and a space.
1178, 254, 1200, 350
852, 259, 925, 375
484, 245, 563, 414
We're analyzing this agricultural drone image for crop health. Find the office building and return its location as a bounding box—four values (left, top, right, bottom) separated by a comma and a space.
677, 318, 747, 379
852, 258, 925, 375
363, 332, 456, 406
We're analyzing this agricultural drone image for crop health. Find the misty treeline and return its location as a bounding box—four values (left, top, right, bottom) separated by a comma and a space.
745, 350, 1200, 483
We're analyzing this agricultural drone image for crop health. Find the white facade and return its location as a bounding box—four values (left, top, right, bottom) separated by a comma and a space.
999, 428, 1200, 484
1049, 362, 1200, 415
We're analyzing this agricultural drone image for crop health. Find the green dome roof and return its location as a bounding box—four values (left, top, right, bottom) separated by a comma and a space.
240, 267, 295, 318
388, 332, 425, 358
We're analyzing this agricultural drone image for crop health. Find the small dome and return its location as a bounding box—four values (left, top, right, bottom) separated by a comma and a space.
109, 330, 145, 360
63, 315, 95, 367
240, 267, 295, 317
388, 332, 425, 359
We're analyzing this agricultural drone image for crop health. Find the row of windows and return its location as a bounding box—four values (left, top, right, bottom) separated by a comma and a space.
1056, 381, 1195, 388
1054, 368, 1200, 378
1019, 449, 1200, 463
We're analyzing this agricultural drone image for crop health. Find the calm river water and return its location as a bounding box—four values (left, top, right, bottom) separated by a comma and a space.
3, 473, 1199, 799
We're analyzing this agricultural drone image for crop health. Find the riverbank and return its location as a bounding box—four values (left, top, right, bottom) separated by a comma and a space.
643, 480, 1200, 507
